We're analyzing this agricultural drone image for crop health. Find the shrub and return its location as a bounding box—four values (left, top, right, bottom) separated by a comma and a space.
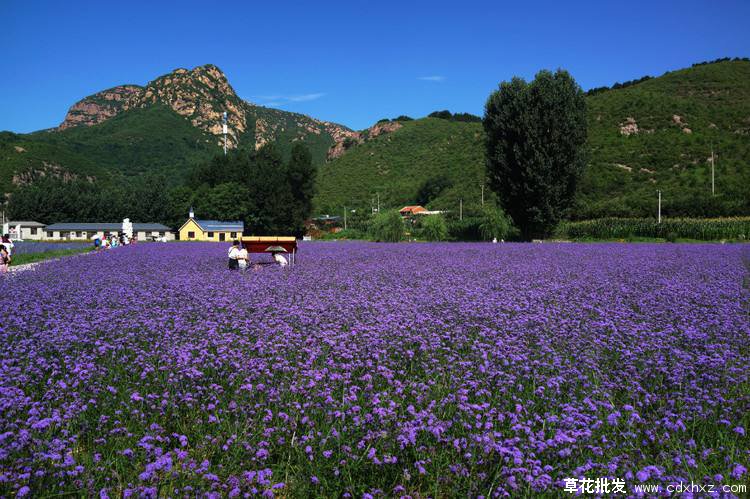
369, 210, 404, 242
420, 215, 448, 241
447, 218, 483, 241
478, 207, 511, 241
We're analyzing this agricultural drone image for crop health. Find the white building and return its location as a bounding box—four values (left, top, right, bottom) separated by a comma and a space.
3, 221, 46, 240
42, 222, 175, 241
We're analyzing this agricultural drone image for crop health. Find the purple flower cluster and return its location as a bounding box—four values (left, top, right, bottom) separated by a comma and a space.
1, 242, 748, 496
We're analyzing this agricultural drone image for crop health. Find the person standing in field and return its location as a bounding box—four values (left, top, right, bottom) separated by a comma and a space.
228, 240, 241, 270
0, 244, 10, 274
238, 245, 249, 272
2, 235, 13, 258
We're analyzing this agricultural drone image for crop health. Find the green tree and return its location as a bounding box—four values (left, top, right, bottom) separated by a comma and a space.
248, 143, 294, 234
420, 215, 448, 241
286, 143, 316, 236
416, 176, 453, 207
202, 182, 252, 222
369, 210, 404, 242
478, 206, 511, 240
484, 69, 587, 239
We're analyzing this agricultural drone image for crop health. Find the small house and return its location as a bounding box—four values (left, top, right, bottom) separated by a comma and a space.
179, 209, 243, 242
3, 221, 46, 240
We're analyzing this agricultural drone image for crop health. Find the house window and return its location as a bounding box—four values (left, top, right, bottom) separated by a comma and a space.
219, 233, 226, 242
159, 232, 164, 237
231, 232, 237, 238
208, 232, 214, 238
188, 231, 195, 239
47, 231, 53, 238
31, 228, 38, 236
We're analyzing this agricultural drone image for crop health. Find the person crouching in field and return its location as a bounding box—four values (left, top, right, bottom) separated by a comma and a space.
228, 240, 241, 270
272, 250, 288, 267
0, 244, 10, 274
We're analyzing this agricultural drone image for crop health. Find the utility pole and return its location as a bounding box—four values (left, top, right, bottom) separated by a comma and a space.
343, 206, 347, 230
222, 111, 228, 156
460, 198, 463, 221
481, 184, 485, 206
657, 190, 662, 224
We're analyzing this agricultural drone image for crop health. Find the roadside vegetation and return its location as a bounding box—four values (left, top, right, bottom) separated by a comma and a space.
10, 246, 93, 266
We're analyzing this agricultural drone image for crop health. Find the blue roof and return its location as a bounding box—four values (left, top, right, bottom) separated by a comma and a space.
45, 222, 172, 231
194, 220, 244, 231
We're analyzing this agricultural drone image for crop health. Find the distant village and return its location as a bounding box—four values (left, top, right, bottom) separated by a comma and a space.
1, 205, 440, 242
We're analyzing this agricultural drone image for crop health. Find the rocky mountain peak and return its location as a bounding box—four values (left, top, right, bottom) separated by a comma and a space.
58, 65, 247, 147
55, 64, 353, 158
140, 64, 247, 148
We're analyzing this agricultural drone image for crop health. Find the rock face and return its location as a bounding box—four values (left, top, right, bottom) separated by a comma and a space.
619, 117, 639, 136
58, 85, 143, 130
326, 120, 402, 160
57, 64, 352, 152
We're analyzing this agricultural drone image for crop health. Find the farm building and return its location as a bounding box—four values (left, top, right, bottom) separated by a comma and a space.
3, 221, 46, 240
179, 210, 244, 241
399, 205, 428, 217
43, 222, 175, 241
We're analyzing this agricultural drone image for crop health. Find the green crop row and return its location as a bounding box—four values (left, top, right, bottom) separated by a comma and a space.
558, 217, 750, 241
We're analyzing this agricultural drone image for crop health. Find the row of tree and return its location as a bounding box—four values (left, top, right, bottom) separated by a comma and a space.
8, 142, 318, 237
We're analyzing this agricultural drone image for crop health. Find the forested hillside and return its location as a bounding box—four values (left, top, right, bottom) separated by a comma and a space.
316, 59, 750, 218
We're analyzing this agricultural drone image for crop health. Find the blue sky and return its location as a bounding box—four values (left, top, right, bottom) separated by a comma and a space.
2, 0, 749, 133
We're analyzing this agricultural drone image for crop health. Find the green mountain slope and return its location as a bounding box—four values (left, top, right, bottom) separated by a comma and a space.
579, 59, 750, 217
0, 64, 353, 195
315, 60, 750, 218
315, 118, 485, 214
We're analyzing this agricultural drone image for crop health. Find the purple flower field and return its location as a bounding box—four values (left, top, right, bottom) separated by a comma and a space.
1, 242, 748, 497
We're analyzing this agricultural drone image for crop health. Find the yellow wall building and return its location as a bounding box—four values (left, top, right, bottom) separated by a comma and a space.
178, 210, 244, 242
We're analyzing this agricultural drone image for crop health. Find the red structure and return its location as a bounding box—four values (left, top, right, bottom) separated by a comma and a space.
240, 236, 298, 264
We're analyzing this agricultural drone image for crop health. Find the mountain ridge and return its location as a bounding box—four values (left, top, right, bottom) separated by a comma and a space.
315, 59, 750, 218
0, 64, 355, 194
56, 64, 355, 152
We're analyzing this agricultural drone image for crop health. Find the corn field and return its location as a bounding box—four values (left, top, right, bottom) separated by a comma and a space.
558, 217, 750, 241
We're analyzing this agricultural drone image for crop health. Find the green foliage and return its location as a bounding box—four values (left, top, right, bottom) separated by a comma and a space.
187, 143, 316, 235
447, 218, 482, 241
484, 69, 588, 240
10, 246, 93, 266
315, 118, 485, 214
478, 206, 511, 241
286, 142, 317, 231
9, 142, 316, 236
9, 174, 171, 225
317, 60, 750, 222
419, 215, 448, 241
557, 217, 750, 241
369, 210, 404, 242
577, 60, 750, 219
416, 175, 453, 206
428, 110, 482, 122
198, 182, 252, 222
